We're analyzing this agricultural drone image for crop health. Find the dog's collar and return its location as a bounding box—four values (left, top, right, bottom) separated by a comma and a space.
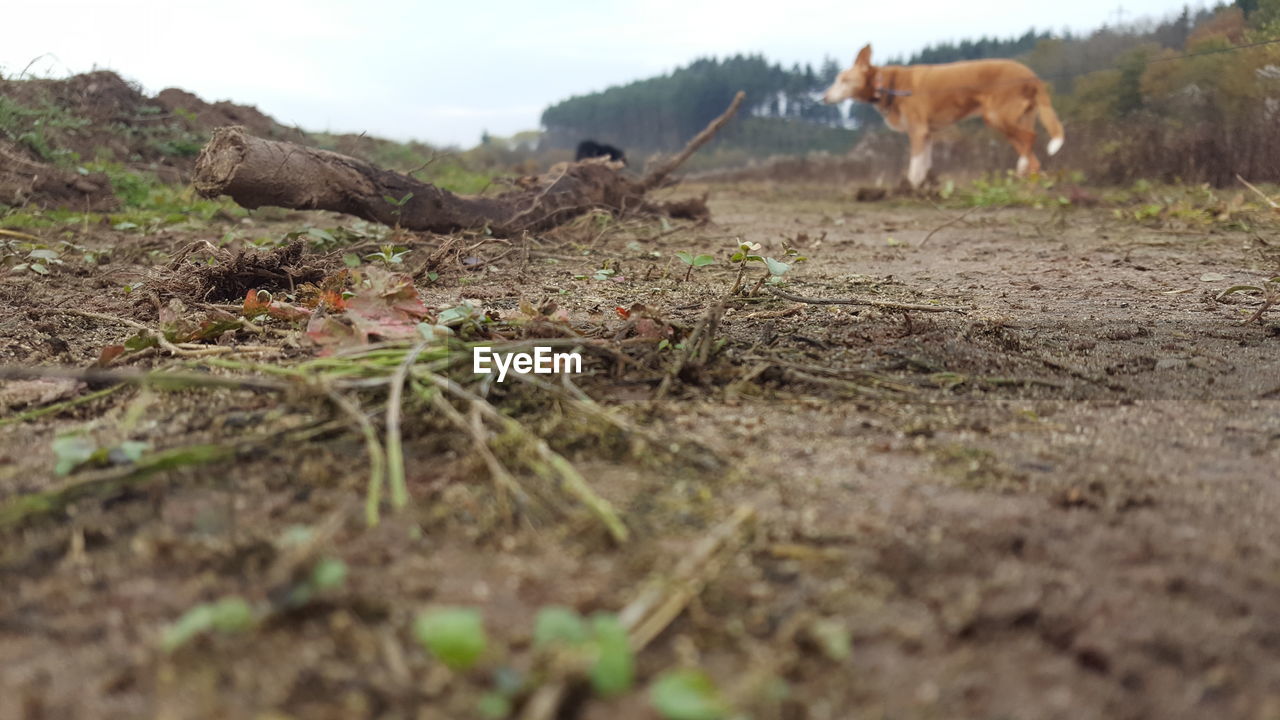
871, 70, 911, 108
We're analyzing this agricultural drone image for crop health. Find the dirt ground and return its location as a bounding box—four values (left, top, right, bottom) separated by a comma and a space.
2, 182, 1279, 720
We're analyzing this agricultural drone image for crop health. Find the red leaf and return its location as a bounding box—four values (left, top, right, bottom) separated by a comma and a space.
96, 345, 126, 366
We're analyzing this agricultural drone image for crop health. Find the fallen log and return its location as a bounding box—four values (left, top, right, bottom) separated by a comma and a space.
193, 92, 745, 236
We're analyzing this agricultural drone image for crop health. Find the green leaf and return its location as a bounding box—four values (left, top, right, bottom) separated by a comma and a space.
161, 596, 254, 653
437, 302, 476, 327
278, 525, 314, 547
124, 333, 158, 352
28, 248, 59, 261
208, 596, 255, 633
675, 251, 694, 265
52, 434, 97, 476
650, 670, 730, 720
729, 252, 745, 262
109, 440, 150, 464
763, 257, 790, 277
161, 603, 216, 653
809, 618, 851, 661
414, 608, 487, 671
29, 262, 48, 275
113, 221, 139, 231
589, 614, 634, 696
306, 227, 337, 245
310, 558, 348, 591
692, 254, 715, 267
342, 253, 361, 268
477, 692, 512, 719
533, 606, 588, 649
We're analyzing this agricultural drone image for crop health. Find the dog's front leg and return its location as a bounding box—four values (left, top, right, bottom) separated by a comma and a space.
907, 128, 932, 188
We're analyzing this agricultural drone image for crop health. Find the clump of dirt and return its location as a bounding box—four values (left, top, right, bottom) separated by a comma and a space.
156, 239, 331, 304
0, 141, 117, 211
0, 70, 315, 205
659, 193, 711, 221
153, 88, 306, 144
0, 71, 169, 167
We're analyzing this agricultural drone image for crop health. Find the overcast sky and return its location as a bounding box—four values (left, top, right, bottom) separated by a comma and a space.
3, 0, 1199, 147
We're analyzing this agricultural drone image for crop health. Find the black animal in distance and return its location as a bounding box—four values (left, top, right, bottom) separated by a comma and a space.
575, 140, 626, 165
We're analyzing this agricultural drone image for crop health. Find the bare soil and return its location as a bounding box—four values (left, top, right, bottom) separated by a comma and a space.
2, 183, 1279, 720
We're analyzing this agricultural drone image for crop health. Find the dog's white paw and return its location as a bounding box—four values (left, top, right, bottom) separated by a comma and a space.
1047, 137, 1064, 155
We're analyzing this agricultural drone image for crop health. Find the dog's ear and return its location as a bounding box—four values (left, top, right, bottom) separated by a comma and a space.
855, 44, 872, 68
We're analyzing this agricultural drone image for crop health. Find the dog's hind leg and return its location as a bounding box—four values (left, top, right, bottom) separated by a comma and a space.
994, 112, 1039, 177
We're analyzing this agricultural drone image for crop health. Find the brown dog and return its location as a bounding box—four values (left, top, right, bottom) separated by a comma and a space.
822, 44, 1064, 186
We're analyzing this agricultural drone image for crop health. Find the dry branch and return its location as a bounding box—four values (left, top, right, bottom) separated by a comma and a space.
193, 93, 746, 236
641, 91, 746, 192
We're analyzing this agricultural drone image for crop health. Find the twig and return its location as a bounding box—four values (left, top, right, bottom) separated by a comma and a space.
641, 91, 746, 192
0, 384, 126, 428
764, 285, 967, 313
384, 340, 430, 511
506, 164, 572, 231
326, 389, 388, 527
920, 205, 981, 246
1237, 173, 1280, 210
619, 504, 756, 647
652, 303, 724, 402
53, 307, 241, 358
740, 353, 919, 395
425, 373, 628, 543
0, 364, 292, 392
0, 228, 44, 242
0, 420, 344, 531
424, 389, 528, 521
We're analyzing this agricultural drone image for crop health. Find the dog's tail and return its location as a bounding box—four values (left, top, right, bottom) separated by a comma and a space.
1036, 83, 1065, 156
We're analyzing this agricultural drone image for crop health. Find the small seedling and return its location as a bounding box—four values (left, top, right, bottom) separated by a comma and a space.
675, 251, 715, 281
364, 244, 411, 266
728, 239, 805, 295
51, 433, 149, 476
161, 596, 256, 653
383, 192, 414, 208
807, 617, 851, 661
282, 557, 348, 608
650, 669, 731, 720
8, 247, 62, 275
414, 607, 488, 671
383, 192, 414, 226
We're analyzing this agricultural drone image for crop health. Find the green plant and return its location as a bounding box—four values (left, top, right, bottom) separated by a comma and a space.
6, 246, 61, 275
383, 192, 414, 226
161, 596, 256, 653
414, 607, 488, 671
51, 433, 149, 475
728, 239, 805, 295
650, 669, 731, 720
675, 251, 715, 281
365, 244, 411, 266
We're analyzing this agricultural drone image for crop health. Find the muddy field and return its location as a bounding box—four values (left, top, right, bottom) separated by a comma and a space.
2, 181, 1280, 720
